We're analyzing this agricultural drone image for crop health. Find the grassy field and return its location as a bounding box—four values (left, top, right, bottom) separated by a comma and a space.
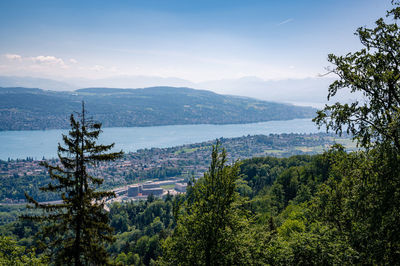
294, 145, 326, 153
332, 137, 358, 150
262, 136, 358, 157
160, 184, 176, 189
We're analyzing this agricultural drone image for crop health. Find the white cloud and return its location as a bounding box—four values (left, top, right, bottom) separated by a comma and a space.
30, 55, 65, 66
277, 18, 294, 26
3, 54, 67, 67
4, 53, 22, 61
0, 53, 123, 78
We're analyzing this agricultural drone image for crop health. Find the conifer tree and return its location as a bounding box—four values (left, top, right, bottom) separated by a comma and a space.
161, 143, 250, 265
23, 102, 123, 265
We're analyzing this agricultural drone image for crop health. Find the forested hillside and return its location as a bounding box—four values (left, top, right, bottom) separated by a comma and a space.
0, 86, 315, 131
2, 144, 399, 264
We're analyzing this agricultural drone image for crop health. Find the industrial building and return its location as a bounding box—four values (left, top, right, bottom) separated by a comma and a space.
127, 185, 140, 197
142, 181, 162, 189
175, 182, 187, 192
125, 179, 188, 199
127, 184, 164, 197
141, 187, 164, 196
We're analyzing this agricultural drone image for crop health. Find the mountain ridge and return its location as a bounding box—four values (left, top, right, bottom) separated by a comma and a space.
0, 86, 316, 131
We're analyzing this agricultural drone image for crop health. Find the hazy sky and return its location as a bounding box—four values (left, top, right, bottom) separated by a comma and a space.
0, 0, 393, 82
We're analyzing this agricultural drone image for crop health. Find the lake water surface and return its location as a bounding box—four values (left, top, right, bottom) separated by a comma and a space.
0, 118, 321, 160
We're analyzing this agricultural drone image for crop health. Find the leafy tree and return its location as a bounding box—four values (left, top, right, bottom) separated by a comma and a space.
161, 143, 250, 265
314, 0, 400, 151
312, 145, 400, 264
0, 236, 46, 265
312, 2, 400, 262
23, 102, 123, 265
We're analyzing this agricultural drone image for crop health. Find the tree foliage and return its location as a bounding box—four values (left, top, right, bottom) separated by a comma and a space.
161, 143, 250, 265
314, 1, 400, 151
23, 102, 123, 265
312, 1, 400, 263
0, 236, 46, 265
306, 145, 399, 263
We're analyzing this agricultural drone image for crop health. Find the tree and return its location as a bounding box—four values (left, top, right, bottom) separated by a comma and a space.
23, 102, 123, 265
314, 0, 400, 152
312, 2, 400, 263
0, 236, 46, 265
161, 143, 250, 265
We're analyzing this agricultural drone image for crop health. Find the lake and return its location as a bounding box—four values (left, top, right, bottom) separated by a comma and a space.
0, 118, 321, 160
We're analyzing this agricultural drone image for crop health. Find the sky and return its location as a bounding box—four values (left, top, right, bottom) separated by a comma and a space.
0, 0, 394, 83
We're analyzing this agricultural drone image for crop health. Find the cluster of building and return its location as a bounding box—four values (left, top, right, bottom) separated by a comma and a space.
0, 159, 46, 178
114, 179, 189, 201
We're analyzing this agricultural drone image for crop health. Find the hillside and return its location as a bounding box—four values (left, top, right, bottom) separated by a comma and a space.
0, 86, 316, 131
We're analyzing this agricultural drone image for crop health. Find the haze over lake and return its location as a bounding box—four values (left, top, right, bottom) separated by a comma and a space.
0, 119, 321, 160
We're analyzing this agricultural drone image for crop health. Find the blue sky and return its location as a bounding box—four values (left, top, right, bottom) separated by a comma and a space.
0, 0, 393, 82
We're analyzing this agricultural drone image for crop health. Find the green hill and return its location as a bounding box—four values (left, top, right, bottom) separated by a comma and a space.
0, 86, 316, 131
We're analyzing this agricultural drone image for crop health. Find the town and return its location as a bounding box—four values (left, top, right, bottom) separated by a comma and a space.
0, 133, 355, 204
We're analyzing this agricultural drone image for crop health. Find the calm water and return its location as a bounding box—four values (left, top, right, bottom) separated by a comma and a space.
0, 119, 321, 160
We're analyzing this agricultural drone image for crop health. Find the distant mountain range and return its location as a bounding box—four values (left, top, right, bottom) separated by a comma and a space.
0, 86, 316, 131
0, 75, 359, 108
0, 76, 78, 91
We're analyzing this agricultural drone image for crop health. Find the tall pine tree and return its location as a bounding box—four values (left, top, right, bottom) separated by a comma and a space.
23, 102, 123, 265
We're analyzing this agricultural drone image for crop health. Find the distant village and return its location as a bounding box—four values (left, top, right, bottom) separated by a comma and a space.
0, 133, 353, 204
